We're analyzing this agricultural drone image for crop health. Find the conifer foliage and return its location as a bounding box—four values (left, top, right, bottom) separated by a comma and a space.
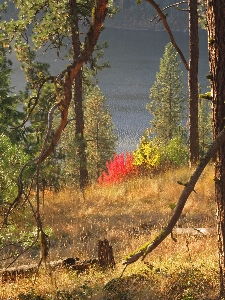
0, 42, 24, 143
132, 42, 188, 174
147, 42, 186, 142
198, 97, 212, 156
84, 85, 116, 180
60, 85, 116, 184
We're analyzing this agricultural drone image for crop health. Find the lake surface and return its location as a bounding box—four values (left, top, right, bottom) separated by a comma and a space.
9, 28, 209, 154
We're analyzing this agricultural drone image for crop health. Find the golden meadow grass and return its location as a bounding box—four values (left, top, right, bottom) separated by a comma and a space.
0, 164, 220, 299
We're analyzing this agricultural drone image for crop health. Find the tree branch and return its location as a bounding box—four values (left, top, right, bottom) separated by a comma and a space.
1, 0, 109, 269
10, 74, 55, 130
123, 127, 225, 266
150, 1, 188, 22
146, 0, 189, 71
39, 0, 109, 163
1, 100, 61, 226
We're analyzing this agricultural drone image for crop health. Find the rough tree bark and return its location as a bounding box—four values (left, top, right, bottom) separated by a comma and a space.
71, 0, 89, 189
206, 1, 225, 298
74, 69, 89, 189
98, 239, 116, 269
188, 0, 199, 166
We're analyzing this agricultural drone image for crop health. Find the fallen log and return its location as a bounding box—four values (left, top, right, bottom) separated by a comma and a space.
0, 258, 99, 283
1, 263, 38, 283
1, 239, 115, 282
1, 260, 63, 283
172, 227, 216, 237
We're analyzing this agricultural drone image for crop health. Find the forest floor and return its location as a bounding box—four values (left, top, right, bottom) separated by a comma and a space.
0, 164, 220, 299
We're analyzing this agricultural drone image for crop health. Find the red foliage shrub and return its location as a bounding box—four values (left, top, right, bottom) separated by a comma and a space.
98, 153, 139, 185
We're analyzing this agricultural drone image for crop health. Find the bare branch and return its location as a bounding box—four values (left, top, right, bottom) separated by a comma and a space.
0, 242, 23, 255
39, 0, 109, 162
10, 95, 39, 130
38, 102, 61, 162
1, 0, 109, 267
5, 234, 39, 269
146, 0, 189, 71
163, 1, 187, 11
1, 158, 37, 226
150, 1, 188, 22
10, 78, 53, 130
123, 127, 225, 266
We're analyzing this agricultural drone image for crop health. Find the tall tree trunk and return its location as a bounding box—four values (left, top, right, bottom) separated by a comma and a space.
74, 69, 88, 189
206, 1, 225, 298
188, 0, 199, 166
70, 0, 88, 189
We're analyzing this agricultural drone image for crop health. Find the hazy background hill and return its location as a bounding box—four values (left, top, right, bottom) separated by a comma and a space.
106, 0, 189, 31
4, 0, 189, 31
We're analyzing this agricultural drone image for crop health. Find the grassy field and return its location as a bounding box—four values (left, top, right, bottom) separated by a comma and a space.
0, 164, 220, 299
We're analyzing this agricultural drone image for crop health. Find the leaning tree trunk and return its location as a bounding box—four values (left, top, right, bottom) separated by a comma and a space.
206, 1, 225, 298
188, 0, 199, 166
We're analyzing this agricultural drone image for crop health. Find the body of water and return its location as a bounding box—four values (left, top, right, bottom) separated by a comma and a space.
9, 28, 209, 153
98, 27, 209, 153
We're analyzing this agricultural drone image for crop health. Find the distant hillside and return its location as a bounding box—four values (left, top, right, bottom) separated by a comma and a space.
4, 0, 189, 31
106, 0, 189, 31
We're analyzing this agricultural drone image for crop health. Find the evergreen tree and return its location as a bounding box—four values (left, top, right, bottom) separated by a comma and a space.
0, 134, 30, 205
198, 96, 213, 156
60, 84, 116, 184
19, 67, 63, 191
0, 43, 24, 143
0, 0, 113, 190
147, 42, 186, 143
18, 61, 59, 154
84, 85, 116, 180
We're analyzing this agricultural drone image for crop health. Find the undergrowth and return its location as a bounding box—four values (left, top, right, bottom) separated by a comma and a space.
0, 164, 219, 299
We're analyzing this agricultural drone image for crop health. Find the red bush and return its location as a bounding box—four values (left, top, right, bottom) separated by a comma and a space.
98, 152, 138, 185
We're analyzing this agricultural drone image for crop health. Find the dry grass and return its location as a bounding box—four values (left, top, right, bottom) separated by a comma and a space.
0, 164, 220, 299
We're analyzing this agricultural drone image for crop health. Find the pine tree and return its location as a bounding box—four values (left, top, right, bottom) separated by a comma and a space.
198, 97, 212, 156
0, 0, 112, 190
84, 85, 116, 180
60, 84, 116, 184
0, 134, 30, 205
147, 42, 186, 143
0, 43, 24, 143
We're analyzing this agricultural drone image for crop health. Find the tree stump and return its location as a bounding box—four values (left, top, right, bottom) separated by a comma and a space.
98, 239, 115, 269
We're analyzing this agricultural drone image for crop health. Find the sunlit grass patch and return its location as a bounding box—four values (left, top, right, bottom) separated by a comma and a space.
1, 164, 219, 299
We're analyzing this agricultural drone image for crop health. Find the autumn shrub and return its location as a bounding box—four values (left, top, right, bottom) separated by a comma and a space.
161, 137, 189, 167
165, 266, 217, 300
133, 136, 161, 172
98, 152, 138, 185
133, 136, 188, 174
